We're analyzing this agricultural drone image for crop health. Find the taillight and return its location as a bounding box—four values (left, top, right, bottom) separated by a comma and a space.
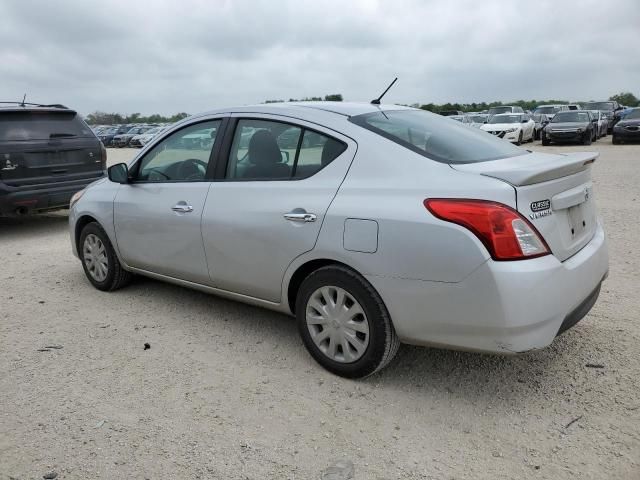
100, 143, 107, 169
424, 199, 550, 261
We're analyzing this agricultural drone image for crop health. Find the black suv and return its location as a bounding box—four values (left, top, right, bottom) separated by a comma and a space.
0, 103, 105, 216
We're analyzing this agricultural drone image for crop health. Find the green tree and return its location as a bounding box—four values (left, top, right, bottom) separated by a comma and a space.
609, 92, 639, 106
324, 94, 343, 101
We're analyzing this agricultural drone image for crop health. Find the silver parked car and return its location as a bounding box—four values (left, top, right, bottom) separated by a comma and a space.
69, 102, 609, 378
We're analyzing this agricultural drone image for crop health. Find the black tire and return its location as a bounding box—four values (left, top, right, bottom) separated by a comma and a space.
516, 131, 523, 146
79, 222, 132, 291
295, 265, 400, 378
612, 135, 620, 145
541, 133, 550, 146
582, 132, 592, 145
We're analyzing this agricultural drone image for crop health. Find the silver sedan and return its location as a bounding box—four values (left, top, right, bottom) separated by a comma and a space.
69, 102, 609, 378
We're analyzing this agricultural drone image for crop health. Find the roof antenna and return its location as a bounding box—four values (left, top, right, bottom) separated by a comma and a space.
371, 77, 397, 105
20, 93, 26, 107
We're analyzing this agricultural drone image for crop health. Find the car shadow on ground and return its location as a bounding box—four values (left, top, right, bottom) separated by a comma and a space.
118, 274, 589, 404
0, 211, 69, 240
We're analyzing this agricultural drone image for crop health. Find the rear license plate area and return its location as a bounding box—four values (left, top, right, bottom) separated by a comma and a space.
567, 204, 587, 237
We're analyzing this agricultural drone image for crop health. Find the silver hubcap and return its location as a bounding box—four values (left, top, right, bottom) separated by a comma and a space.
83, 234, 109, 282
306, 286, 370, 363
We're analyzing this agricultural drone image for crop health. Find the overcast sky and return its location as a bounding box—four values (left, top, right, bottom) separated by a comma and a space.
1, 0, 639, 115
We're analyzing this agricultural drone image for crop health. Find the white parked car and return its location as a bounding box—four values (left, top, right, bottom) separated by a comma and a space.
130, 126, 169, 148
481, 113, 535, 144
69, 102, 608, 378
468, 114, 489, 128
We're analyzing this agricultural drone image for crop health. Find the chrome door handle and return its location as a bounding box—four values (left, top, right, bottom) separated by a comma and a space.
172, 202, 194, 213
284, 211, 317, 223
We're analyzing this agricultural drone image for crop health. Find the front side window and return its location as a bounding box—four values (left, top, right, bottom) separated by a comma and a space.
350, 109, 525, 164
135, 120, 221, 182
226, 119, 346, 180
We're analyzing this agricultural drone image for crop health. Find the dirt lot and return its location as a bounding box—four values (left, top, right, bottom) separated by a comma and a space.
1, 140, 639, 479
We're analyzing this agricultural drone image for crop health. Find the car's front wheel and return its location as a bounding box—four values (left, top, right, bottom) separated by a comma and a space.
296, 265, 400, 378
542, 132, 550, 146
79, 222, 132, 291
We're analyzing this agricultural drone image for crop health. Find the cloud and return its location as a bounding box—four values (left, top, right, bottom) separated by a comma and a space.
0, 0, 638, 115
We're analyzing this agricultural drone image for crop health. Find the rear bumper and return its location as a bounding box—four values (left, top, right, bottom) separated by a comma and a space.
0, 175, 103, 215
367, 222, 608, 354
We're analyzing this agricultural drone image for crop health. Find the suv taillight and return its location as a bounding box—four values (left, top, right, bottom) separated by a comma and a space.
424, 199, 550, 261
100, 143, 107, 169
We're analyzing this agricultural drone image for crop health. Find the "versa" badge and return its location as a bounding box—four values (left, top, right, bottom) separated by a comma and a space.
529, 199, 552, 220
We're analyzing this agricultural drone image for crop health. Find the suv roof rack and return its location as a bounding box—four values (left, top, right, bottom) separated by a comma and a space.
0, 101, 69, 109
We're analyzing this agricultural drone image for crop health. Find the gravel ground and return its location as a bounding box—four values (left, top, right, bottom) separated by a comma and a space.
1, 141, 639, 479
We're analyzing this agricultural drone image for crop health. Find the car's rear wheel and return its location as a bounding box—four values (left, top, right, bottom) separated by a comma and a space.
296, 265, 400, 378
80, 222, 132, 291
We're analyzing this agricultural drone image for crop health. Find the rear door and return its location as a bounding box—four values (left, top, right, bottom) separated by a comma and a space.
0, 110, 104, 187
452, 151, 598, 261
201, 114, 356, 302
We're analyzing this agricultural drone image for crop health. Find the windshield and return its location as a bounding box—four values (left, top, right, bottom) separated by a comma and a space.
532, 114, 544, 122
582, 102, 615, 111
450, 116, 464, 122
552, 112, 591, 123
534, 106, 560, 114
488, 115, 521, 124
145, 127, 160, 134
488, 107, 512, 115
350, 109, 525, 164
624, 109, 640, 120
0, 112, 94, 141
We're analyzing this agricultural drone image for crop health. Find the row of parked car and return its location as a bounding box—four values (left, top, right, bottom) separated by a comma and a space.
444, 100, 639, 146
92, 123, 172, 148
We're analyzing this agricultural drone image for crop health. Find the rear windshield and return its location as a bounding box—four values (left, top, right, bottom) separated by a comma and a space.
535, 106, 560, 114
350, 109, 525, 164
488, 107, 512, 115
0, 112, 94, 141
582, 102, 615, 111
552, 112, 590, 123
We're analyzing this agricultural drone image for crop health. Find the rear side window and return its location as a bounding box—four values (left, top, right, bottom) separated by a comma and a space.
226, 119, 346, 180
350, 109, 525, 164
0, 112, 94, 141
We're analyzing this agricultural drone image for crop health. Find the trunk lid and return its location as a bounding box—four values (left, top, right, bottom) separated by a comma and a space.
451, 151, 598, 262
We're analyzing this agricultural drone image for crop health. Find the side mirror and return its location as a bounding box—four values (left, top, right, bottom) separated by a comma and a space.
108, 163, 129, 184
521, 119, 528, 123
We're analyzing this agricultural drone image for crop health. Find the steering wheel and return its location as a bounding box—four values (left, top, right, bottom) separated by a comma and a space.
177, 158, 208, 181
146, 168, 170, 181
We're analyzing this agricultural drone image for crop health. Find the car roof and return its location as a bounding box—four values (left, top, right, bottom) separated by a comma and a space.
0, 103, 76, 114
192, 101, 414, 120
493, 112, 522, 116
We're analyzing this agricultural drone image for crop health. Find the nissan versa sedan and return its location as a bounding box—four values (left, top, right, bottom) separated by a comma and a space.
69, 102, 609, 378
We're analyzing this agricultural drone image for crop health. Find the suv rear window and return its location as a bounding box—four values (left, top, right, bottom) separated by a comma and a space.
350, 109, 525, 164
0, 111, 94, 141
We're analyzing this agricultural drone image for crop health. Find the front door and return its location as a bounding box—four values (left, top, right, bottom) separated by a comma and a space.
114, 119, 224, 284
202, 115, 356, 302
